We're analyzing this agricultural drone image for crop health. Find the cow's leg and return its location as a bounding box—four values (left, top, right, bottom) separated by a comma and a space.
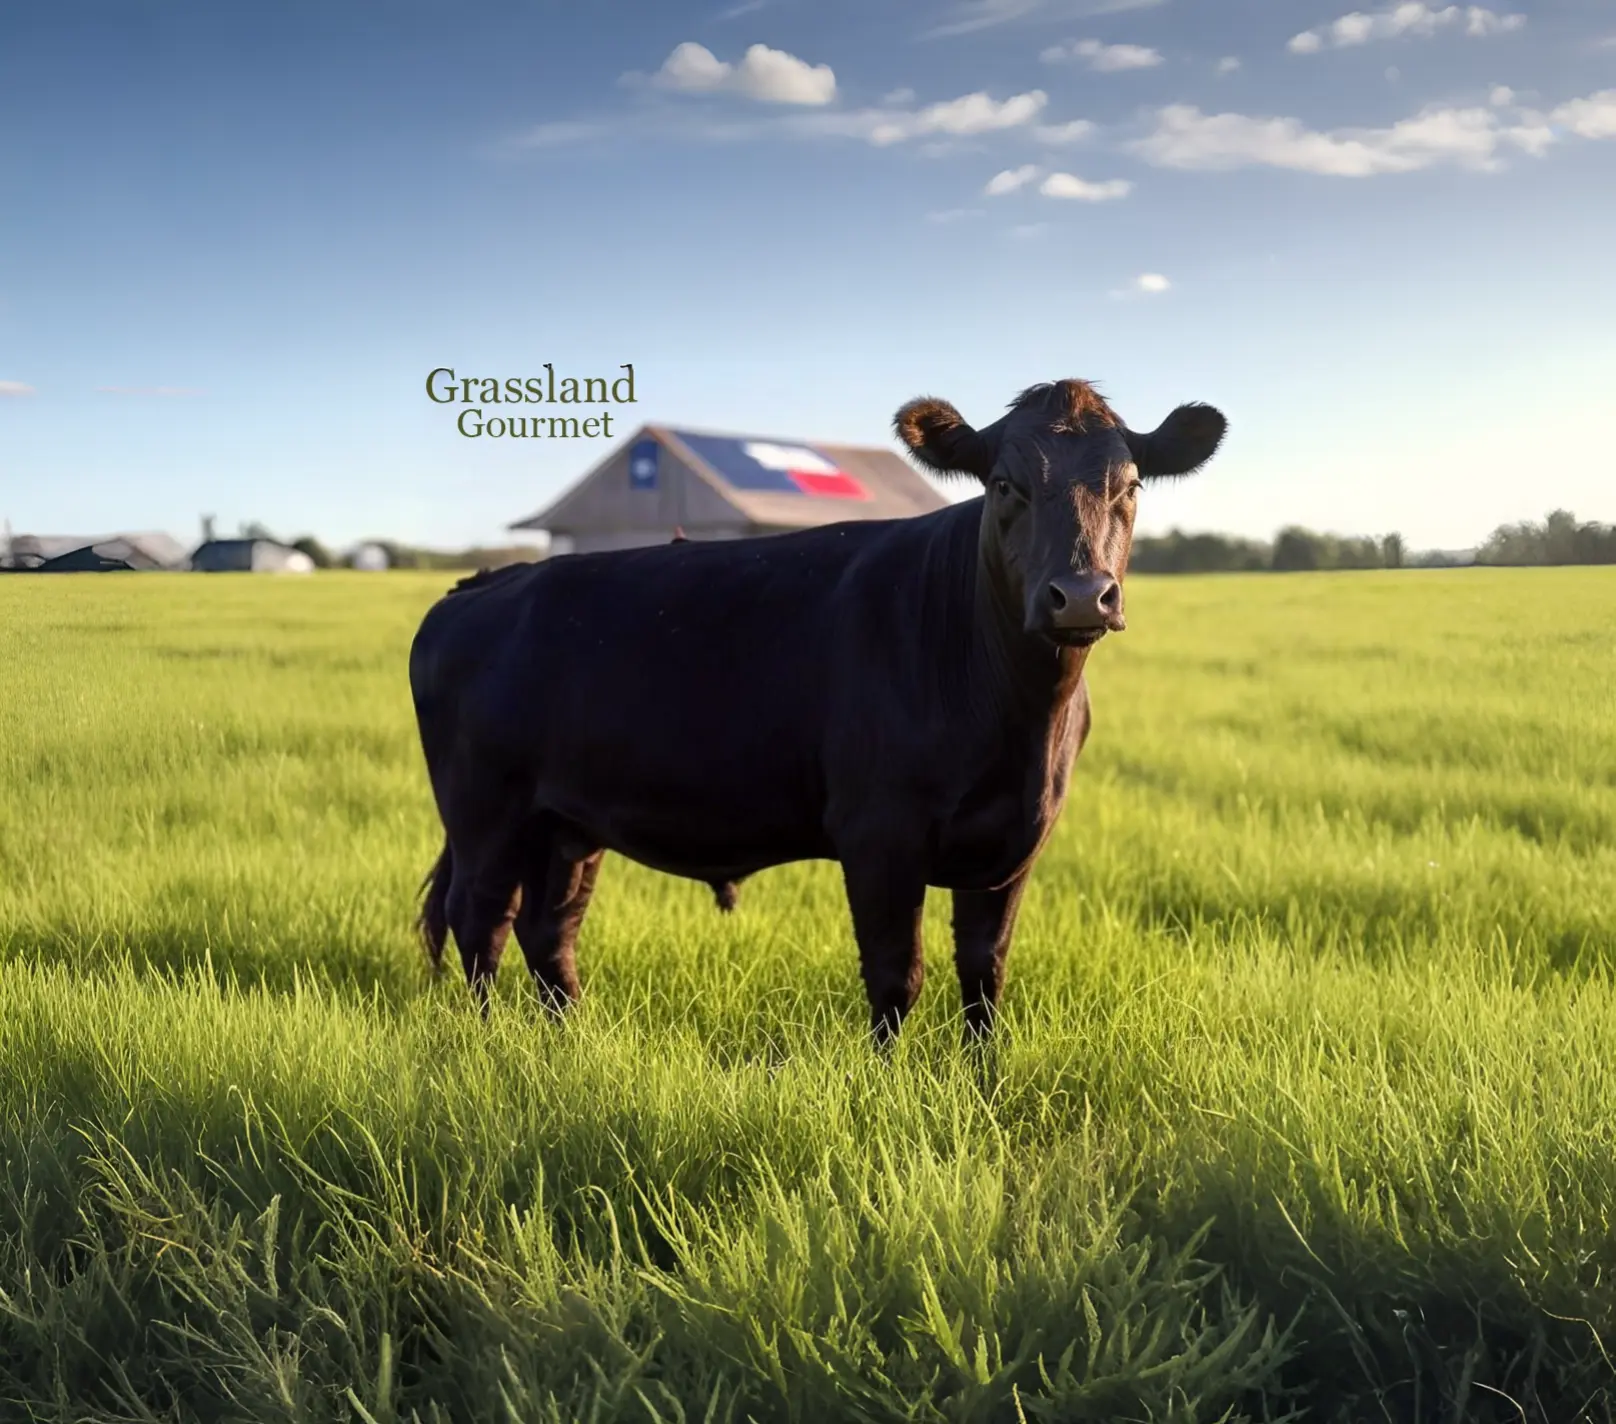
514, 843, 602, 1014
951, 873, 1028, 1042
435, 762, 529, 1013
444, 841, 520, 1015
841, 854, 928, 1047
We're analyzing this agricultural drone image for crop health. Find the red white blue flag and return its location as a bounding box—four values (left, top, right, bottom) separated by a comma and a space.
674, 431, 870, 500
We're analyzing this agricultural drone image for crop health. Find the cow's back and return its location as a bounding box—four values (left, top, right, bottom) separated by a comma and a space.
412, 511, 972, 878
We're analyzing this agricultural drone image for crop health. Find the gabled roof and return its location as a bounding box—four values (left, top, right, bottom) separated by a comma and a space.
511, 423, 948, 534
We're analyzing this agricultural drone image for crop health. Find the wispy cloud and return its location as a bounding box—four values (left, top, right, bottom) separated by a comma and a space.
1010, 221, 1051, 238
847, 89, 1048, 145
983, 163, 1131, 200
985, 164, 1042, 194
1109, 271, 1171, 298
1131, 98, 1558, 175
1462, 6, 1524, 34
1033, 118, 1098, 144
512, 86, 1053, 153
925, 207, 986, 222
1039, 171, 1132, 199
95, 385, 204, 396
1041, 38, 1163, 70
514, 119, 618, 149
922, 0, 1163, 40
715, 0, 769, 17
0, 380, 35, 398
927, 0, 1043, 37
633, 42, 836, 105
1216, 56, 1242, 74
1289, 4, 1524, 54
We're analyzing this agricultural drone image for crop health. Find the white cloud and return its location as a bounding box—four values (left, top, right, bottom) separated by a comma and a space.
1039, 171, 1133, 199
0, 380, 35, 397
1552, 90, 1616, 139
1217, 56, 1242, 74
1131, 100, 1557, 175
860, 89, 1047, 145
1043, 38, 1163, 70
985, 164, 1042, 194
882, 87, 916, 105
647, 42, 836, 105
1289, 5, 1524, 54
716, 0, 769, 17
1136, 272, 1171, 292
731, 46, 838, 104
1034, 118, 1098, 144
1489, 85, 1514, 106
925, 207, 985, 222
924, 0, 1163, 40
654, 42, 730, 91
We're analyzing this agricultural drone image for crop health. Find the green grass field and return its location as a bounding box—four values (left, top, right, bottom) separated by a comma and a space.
1, 568, 1613, 1423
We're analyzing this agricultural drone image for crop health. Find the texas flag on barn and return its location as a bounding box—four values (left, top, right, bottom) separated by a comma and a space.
672, 431, 871, 501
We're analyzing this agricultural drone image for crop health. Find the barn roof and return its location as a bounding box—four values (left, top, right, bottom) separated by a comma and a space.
3, 531, 188, 570
510, 423, 948, 535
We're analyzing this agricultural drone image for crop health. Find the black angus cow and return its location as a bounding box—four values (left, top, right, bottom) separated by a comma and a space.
410, 379, 1225, 1042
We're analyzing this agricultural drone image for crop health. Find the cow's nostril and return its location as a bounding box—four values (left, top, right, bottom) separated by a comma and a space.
1098, 581, 1121, 614
1047, 582, 1069, 611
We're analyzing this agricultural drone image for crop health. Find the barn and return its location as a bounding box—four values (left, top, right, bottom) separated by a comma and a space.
509, 423, 949, 555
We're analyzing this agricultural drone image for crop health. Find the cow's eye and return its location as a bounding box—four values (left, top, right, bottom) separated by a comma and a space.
992, 478, 1015, 500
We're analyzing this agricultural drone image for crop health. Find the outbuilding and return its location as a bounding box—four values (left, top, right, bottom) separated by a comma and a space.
190, 539, 315, 573
2, 531, 189, 571
509, 423, 949, 555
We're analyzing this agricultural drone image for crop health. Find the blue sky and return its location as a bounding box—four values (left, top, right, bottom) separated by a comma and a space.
2, 0, 1613, 551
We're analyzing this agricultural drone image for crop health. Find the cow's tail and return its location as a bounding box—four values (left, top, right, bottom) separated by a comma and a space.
418, 840, 453, 975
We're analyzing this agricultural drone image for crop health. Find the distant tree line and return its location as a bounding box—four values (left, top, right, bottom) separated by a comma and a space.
1473, 509, 1616, 567
1129, 528, 1409, 574
1131, 511, 1615, 574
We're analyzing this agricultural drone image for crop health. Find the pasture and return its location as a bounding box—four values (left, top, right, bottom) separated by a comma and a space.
0, 567, 1613, 1423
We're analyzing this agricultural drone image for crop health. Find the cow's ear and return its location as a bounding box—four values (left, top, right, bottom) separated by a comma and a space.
894, 397, 994, 481
1126, 403, 1226, 479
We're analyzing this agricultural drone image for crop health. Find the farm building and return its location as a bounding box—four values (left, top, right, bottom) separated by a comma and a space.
190, 539, 316, 573
509, 424, 948, 555
1, 531, 189, 572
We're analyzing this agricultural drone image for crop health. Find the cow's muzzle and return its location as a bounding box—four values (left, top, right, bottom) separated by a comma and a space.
1038, 572, 1126, 646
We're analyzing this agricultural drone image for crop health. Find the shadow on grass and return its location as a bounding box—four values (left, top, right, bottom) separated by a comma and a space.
0, 920, 427, 1006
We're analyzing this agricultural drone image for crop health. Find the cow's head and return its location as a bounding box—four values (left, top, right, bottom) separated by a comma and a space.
895, 380, 1225, 648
